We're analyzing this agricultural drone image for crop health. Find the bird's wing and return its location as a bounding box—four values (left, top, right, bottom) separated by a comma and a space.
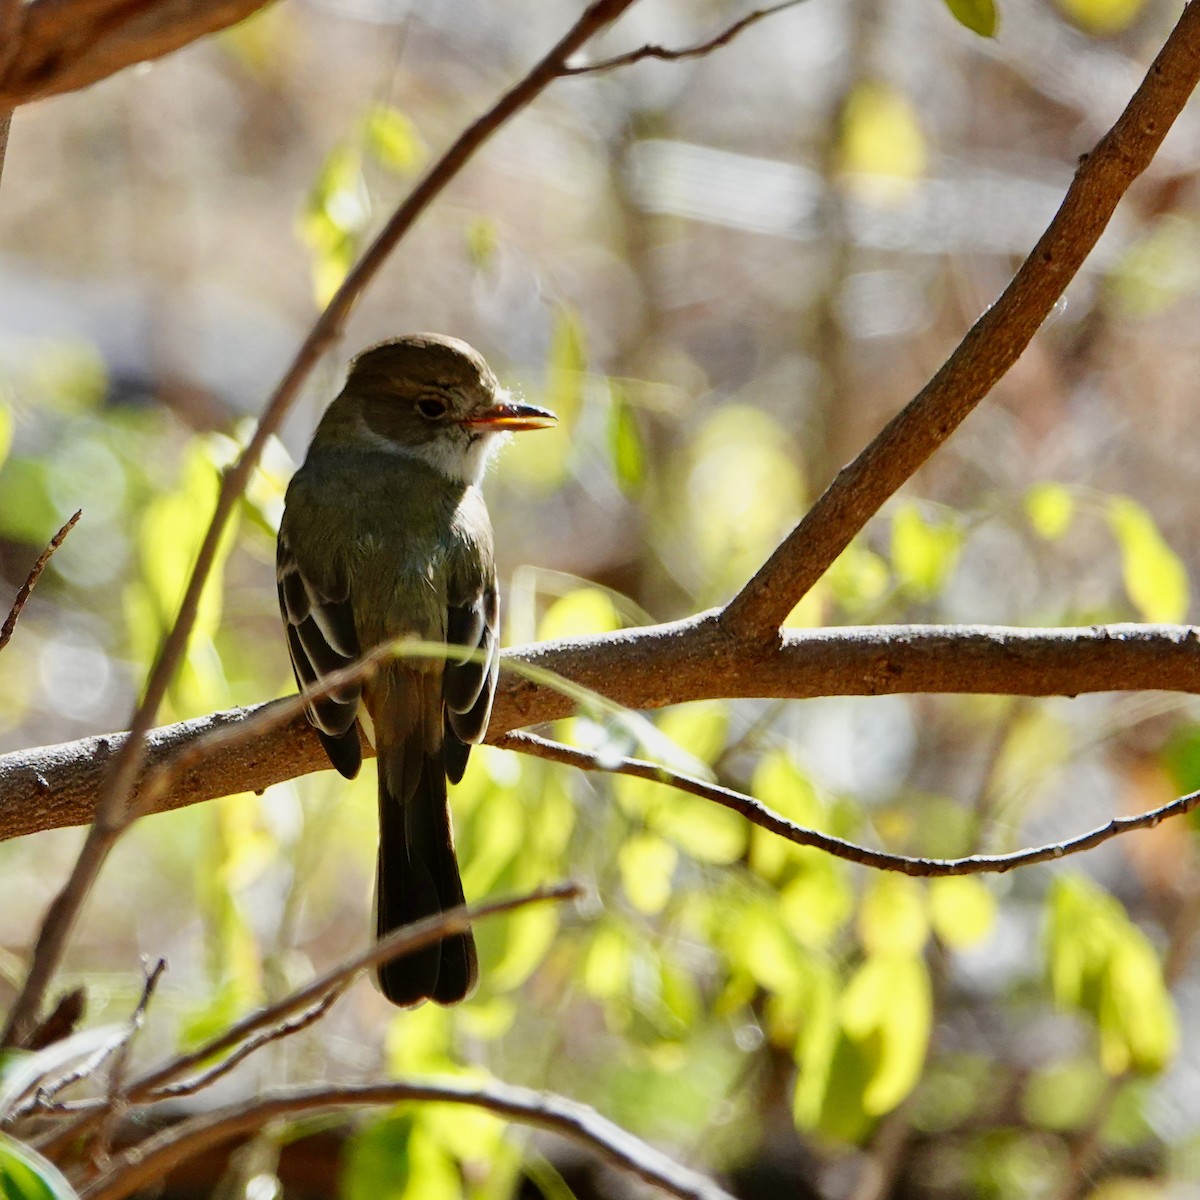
277, 526, 364, 779
442, 582, 499, 785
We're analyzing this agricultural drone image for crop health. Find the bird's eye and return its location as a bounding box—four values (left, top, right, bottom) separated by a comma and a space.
416, 396, 448, 420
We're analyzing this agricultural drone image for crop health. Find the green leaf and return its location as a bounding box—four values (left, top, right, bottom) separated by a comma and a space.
1109, 217, 1200, 316
841, 953, 933, 1114
891, 501, 962, 599
464, 216, 498, 271
363, 105, 426, 174
0, 402, 10, 472
1107, 496, 1189, 623
537, 587, 621, 641
0, 1135, 78, 1200
608, 383, 646, 496
298, 142, 368, 306
929, 876, 997, 949
619, 833, 677, 914
1046, 876, 1178, 1075
1025, 482, 1075, 541
859, 875, 929, 957
943, 0, 999, 36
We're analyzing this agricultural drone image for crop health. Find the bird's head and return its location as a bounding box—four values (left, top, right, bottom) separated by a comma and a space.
316, 333, 557, 484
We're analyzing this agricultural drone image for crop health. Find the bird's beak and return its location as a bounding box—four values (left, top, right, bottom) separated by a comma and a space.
459, 402, 558, 432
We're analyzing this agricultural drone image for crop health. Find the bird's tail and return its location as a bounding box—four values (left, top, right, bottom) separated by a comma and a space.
375, 745, 478, 1006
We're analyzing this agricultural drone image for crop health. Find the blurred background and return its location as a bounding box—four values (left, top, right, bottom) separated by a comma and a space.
2, 0, 1200, 1195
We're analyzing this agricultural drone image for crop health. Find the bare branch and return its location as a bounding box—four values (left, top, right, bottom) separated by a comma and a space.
0, 0, 275, 108
79, 1079, 733, 1200
561, 0, 807, 76
720, 0, 1200, 642
4, 621, 1199, 844
0, 511, 81, 654
27, 884, 582, 1155
0, 0, 638, 1052
502, 732, 1200, 876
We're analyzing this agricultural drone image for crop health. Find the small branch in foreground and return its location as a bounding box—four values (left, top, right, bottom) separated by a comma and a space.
502, 732, 1200, 876
719, 0, 1200, 641
561, 0, 806, 75
0, 510, 81, 654
26, 884, 582, 1151
79, 1078, 733, 1200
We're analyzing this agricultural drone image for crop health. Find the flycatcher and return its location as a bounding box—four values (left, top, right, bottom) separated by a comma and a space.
277, 334, 556, 1006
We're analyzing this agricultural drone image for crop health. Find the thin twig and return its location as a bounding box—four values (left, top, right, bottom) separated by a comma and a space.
88, 958, 166, 1167
30, 883, 582, 1154
79, 1078, 733, 1200
720, 0, 1200, 641
0, 510, 81, 654
0, 0, 638, 1052
500, 731, 1200, 877
560, 0, 806, 75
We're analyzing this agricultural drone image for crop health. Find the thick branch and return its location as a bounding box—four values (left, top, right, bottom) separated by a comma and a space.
0, 0, 275, 108
80, 1080, 733, 1200
3, 621, 1198, 842
720, 0, 1200, 641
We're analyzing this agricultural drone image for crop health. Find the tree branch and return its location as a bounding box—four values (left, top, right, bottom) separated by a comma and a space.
0, 511, 81, 655
0, 0, 275, 108
2, 621, 1199, 842
719, 0, 1200, 642
502, 732, 1200, 876
0, 0, 639, 1052
79, 1079, 733, 1200
560, 0, 808, 76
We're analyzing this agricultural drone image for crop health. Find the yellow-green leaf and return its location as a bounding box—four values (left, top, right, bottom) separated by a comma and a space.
537, 587, 621, 641
363, 104, 426, 174
1108, 496, 1189, 623
0, 1133, 78, 1200
619, 833, 677, 914
608, 382, 646, 495
859, 875, 929, 957
891, 501, 962, 599
1025, 482, 1075, 541
841, 954, 933, 1114
929, 876, 997, 949
0, 403, 11, 472
839, 83, 928, 193
1056, 0, 1145, 35
943, 0, 998, 36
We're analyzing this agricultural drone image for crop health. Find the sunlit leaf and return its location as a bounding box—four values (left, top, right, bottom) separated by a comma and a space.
943, 0, 998, 36
859, 875, 929, 957
341, 1115, 459, 1200
608, 382, 646, 496
1056, 0, 1146, 35
298, 142, 368, 306
891, 501, 962, 599
537, 587, 621, 641
0, 403, 11, 472
364, 105, 426, 174
658, 702, 729, 766
487, 903, 559, 992
826, 542, 890, 616
653, 791, 747, 865
465, 216, 498, 271
1109, 217, 1200, 316
1025, 482, 1075, 541
619, 833, 677, 914
0, 1134, 78, 1199
841, 953, 933, 1114
686, 406, 804, 598
1021, 1058, 1107, 1132
1046, 876, 1178, 1075
583, 921, 633, 1000
839, 83, 928, 197
1107, 496, 1189, 623
929, 876, 997, 949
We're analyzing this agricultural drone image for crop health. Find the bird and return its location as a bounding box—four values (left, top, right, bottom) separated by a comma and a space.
276, 334, 557, 1006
